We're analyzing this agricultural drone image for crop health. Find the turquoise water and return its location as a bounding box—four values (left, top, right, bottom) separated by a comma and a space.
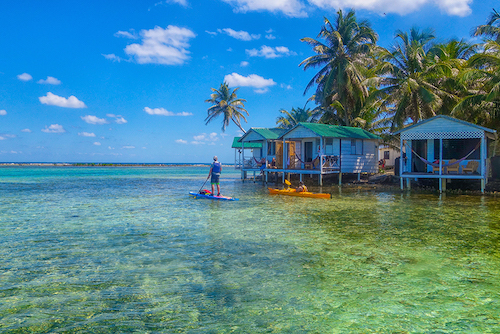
0, 166, 499, 333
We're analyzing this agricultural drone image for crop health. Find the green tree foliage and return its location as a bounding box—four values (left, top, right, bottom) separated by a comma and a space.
276, 106, 313, 129
205, 82, 249, 133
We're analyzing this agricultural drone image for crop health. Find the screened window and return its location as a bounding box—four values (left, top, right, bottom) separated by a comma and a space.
268, 142, 276, 155
433, 139, 480, 160
351, 139, 363, 155
384, 151, 390, 160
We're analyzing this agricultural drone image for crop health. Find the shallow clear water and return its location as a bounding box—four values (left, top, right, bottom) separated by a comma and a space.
0, 166, 499, 333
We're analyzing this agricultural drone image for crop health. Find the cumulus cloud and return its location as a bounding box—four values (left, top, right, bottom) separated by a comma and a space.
79, 132, 96, 137
42, 124, 66, 133
221, 0, 307, 17
308, 0, 471, 16
246, 45, 296, 58
0, 110, 6, 116
217, 28, 260, 41
94, 142, 101, 146
224, 73, 276, 91
0, 134, 16, 140
102, 53, 125, 62
121, 25, 196, 65
81, 115, 108, 125
37, 76, 61, 85
114, 30, 138, 39
175, 139, 188, 144
17, 73, 32, 81
191, 132, 219, 145
21, 128, 32, 133
107, 114, 128, 124
240, 61, 249, 67
39, 92, 87, 108
144, 107, 192, 116
122, 146, 135, 149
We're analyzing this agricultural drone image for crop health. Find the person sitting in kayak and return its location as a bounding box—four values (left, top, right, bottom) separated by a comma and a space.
209, 156, 222, 196
296, 181, 308, 192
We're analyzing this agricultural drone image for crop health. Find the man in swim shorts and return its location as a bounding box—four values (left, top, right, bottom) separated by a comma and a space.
209, 156, 222, 196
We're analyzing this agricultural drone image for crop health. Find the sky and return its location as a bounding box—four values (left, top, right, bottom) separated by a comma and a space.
0, 0, 497, 163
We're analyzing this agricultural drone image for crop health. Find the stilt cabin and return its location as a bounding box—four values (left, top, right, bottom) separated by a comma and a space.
232, 137, 262, 169
237, 128, 286, 179
240, 123, 380, 185
395, 115, 497, 193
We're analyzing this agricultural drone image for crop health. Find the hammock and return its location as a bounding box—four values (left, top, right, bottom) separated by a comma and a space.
293, 152, 319, 165
410, 142, 480, 168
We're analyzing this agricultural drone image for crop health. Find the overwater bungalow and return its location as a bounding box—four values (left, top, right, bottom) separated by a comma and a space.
395, 115, 497, 193
231, 136, 262, 170
240, 123, 380, 186
236, 127, 286, 179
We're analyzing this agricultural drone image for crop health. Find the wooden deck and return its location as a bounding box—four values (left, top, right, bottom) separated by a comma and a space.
400, 172, 483, 179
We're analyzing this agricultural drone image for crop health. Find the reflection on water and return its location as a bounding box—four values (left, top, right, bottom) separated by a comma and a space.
0, 167, 499, 332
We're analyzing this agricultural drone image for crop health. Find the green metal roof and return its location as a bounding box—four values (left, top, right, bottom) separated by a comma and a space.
251, 128, 285, 140
394, 115, 497, 135
284, 122, 380, 139
237, 127, 286, 142
231, 137, 262, 149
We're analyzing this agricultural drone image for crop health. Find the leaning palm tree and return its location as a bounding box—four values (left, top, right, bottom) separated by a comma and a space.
376, 28, 454, 130
299, 9, 378, 126
276, 106, 313, 129
205, 82, 249, 133
473, 8, 500, 43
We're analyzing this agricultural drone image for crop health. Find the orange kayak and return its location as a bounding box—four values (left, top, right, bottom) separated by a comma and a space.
268, 188, 331, 199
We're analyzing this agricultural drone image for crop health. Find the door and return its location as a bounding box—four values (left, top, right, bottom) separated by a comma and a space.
412, 140, 427, 173
276, 142, 283, 168
304, 142, 313, 162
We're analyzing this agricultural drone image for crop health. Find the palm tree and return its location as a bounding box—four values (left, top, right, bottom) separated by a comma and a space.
299, 9, 378, 126
376, 28, 454, 130
205, 82, 249, 133
452, 9, 500, 129
276, 106, 313, 129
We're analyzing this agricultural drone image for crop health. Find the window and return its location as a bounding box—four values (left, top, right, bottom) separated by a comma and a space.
268, 142, 276, 155
351, 139, 363, 155
434, 139, 480, 160
384, 151, 390, 160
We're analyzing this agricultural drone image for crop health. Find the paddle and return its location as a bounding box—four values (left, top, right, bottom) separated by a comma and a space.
198, 175, 210, 194
284, 179, 292, 189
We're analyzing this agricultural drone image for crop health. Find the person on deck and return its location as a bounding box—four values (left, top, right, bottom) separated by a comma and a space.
209, 156, 222, 196
296, 181, 308, 192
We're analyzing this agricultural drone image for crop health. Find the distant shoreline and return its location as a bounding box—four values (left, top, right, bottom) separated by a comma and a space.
0, 163, 234, 167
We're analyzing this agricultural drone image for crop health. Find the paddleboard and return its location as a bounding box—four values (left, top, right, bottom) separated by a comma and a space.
189, 191, 239, 201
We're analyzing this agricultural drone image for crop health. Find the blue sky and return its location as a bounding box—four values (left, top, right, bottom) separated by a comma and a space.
0, 0, 497, 163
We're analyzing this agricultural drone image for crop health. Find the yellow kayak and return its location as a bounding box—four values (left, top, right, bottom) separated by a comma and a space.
268, 188, 331, 199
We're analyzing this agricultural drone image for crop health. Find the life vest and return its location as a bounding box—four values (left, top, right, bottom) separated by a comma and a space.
212, 161, 221, 175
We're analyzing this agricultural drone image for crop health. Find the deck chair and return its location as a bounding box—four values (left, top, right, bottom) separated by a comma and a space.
462, 160, 479, 174
446, 159, 460, 174
432, 161, 444, 173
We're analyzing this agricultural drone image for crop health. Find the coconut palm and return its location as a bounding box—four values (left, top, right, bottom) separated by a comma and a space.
299, 9, 378, 126
276, 106, 313, 129
452, 9, 500, 129
376, 28, 454, 130
205, 82, 249, 133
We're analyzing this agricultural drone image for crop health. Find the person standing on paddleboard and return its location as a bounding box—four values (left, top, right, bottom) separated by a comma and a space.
209, 156, 222, 196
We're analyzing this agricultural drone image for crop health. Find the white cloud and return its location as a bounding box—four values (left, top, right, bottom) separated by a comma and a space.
94, 142, 101, 146
224, 73, 276, 90
79, 132, 96, 137
39, 92, 87, 108
144, 107, 192, 116
123, 25, 196, 65
37, 76, 61, 85
42, 124, 66, 133
114, 30, 138, 39
307, 0, 471, 16
240, 61, 249, 67
17, 73, 32, 81
222, 0, 307, 17
265, 34, 276, 40
217, 28, 260, 41
0, 110, 6, 116
281, 83, 293, 90
175, 139, 188, 144
21, 128, 32, 133
205, 30, 217, 36
107, 114, 128, 124
254, 88, 270, 94
81, 115, 108, 125
167, 0, 188, 6
102, 53, 125, 62
246, 45, 295, 58
122, 146, 135, 149
193, 132, 219, 142
0, 134, 16, 140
